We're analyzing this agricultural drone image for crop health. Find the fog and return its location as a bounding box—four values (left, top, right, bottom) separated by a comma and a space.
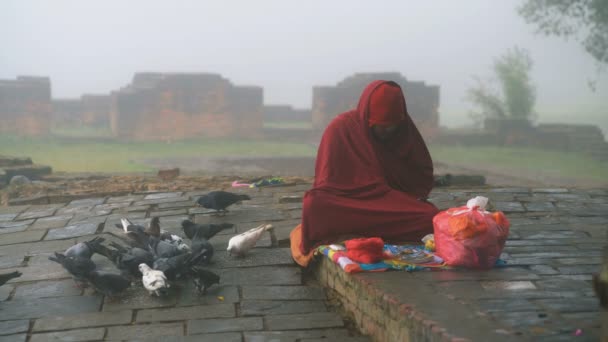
1, 0, 606, 131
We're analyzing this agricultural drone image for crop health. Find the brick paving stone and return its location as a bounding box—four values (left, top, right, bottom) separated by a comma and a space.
532, 188, 569, 193
521, 230, 589, 239
179, 333, 242, 342
29, 327, 105, 342
536, 297, 600, 312
0, 254, 24, 269
137, 304, 235, 322
480, 280, 536, 291
177, 284, 239, 306
93, 202, 133, 211
106, 195, 143, 203
241, 300, 327, 316
149, 209, 188, 217
477, 298, 540, 313
217, 266, 301, 285
106, 323, 183, 340
494, 201, 526, 212
188, 317, 263, 334
243, 329, 353, 341
133, 196, 191, 206
0, 224, 28, 234
119, 205, 151, 212
523, 202, 556, 212
265, 312, 344, 330
57, 205, 93, 215
156, 200, 194, 210
102, 286, 177, 312
0, 213, 18, 221
0, 205, 30, 214
0, 296, 102, 320
29, 215, 72, 230
33, 310, 132, 331
0, 230, 45, 245
210, 248, 294, 269
16, 207, 59, 220
45, 222, 99, 240
68, 197, 106, 206
556, 265, 601, 275
242, 286, 326, 301
194, 208, 287, 224
0, 284, 13, 301
144, 192, 183, 200
413, 267, 540, 281
529, 265, 559, 275
0, 238, 76, 255
555, 257, 603, 265
0, 320, 29, 336
13, 279, 81, 299
0, 334, 26, 342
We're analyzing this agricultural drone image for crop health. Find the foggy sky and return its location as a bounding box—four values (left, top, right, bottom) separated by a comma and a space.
1, 0, 607, 129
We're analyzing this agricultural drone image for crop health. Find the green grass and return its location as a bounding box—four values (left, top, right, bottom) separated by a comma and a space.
263, 121, 313, 129
50, 124, 113, 138
0, 135, 316, 173
429, 144, 608, 182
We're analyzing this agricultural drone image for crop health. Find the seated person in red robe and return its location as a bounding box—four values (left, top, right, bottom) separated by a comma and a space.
291, 80, 439, 266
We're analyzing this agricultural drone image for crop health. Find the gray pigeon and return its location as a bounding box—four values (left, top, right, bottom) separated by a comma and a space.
90, 241, 154, 277
190, 232, 214, 265
196, 191, 251, 214
148, 237, 180, 258
65, 236, 105, 259
114, 218, 150, 249
86, 271, 131, 297
49, 252, 96, 287
189, 266, 220, 294
153, 252, 202, 281
0, 271, 21, 287
181, 220, 233, 240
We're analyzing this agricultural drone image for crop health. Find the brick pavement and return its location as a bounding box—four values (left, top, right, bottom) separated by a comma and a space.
0, 185, 606, 341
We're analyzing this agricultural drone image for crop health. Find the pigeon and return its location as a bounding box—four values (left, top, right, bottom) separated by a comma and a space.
227, 224, 273, 256
65, 236, 105, 259
181, 220, 234, 240
49, 252, 96, 287
0, 271, 21, 287
196, 191, 251, 214
144, 216, 162, 237
189, 266, 220, 294
190, 232, 214, 265
139, 264, 170, 296
153, 252, 205, 281
165, 234, 191, 253
86, 271, 131, 297
148, 237, 181, 258
91, 241, 155, 277
114, 218, 150, 249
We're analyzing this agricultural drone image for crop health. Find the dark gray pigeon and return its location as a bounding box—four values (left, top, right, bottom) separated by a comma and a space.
189, 266, 220, 294
181, 220, 233, 240
196, 191, 251, 214
91, 241, 154, 277
114, 218, 150, 249
190, 232, 214, 265
65, 236, 105, 259
0, 271, 21, 287
49, 252, 96, 287
86, 271, 131, 297
148, 237, 181, 258
153, 252, 202, 281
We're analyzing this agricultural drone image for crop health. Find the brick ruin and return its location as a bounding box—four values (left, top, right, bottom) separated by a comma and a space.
264, 105, 311, 122
52, 94, 111, 127
0, 76, 51, 136
312, 72, 440, 139
110, 73, 264, 140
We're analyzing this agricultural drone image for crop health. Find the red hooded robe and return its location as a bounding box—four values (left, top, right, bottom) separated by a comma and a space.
299, 80, 438, 254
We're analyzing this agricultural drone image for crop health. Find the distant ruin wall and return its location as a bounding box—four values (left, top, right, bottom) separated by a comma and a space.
0, 76, 51, 136
110, 73, 264, 141
264, 105, 311, 122
312, 72, 440, 140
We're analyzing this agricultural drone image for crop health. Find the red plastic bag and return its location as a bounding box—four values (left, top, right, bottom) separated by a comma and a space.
433, 196, 510, 269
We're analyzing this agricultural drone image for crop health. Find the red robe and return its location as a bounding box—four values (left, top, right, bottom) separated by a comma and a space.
300, 80, 438, 254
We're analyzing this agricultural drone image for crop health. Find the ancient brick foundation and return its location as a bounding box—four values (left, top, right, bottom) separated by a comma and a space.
312, 72, 440, 140
110, 73, 263, 141
0, 76, 51, 136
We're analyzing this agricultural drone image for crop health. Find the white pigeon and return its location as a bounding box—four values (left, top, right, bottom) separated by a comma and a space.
227, 224, 273, 256
168, 234, 191, 253
139, 263, 170, 296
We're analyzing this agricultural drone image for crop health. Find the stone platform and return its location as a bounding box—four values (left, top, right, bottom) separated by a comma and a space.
0, 184, 606, 341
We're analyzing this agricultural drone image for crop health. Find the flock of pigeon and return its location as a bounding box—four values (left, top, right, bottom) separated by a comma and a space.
0, 190, 275, 300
